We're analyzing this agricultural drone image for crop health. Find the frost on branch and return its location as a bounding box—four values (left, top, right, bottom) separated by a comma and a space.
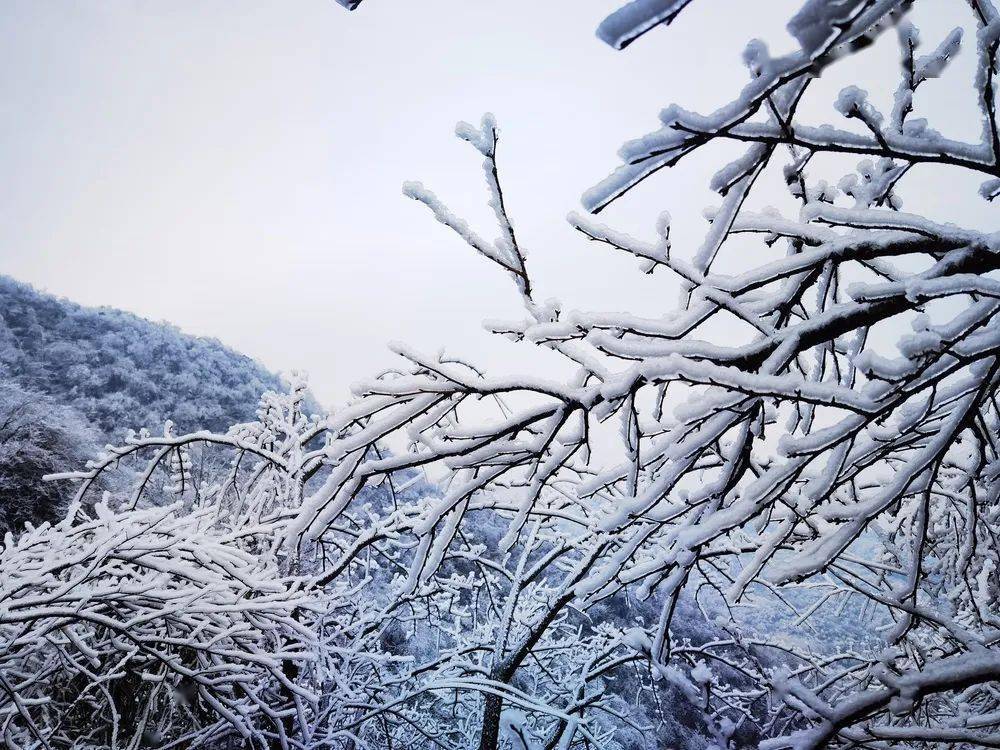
404, 113, 533, 303
329, 1, 1000, 747
596, 0, 899, 54
596, 0, 695, 50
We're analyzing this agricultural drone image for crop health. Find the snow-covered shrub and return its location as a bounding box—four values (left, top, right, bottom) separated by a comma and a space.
0, 500, 317, 749
28, 383, 391, 749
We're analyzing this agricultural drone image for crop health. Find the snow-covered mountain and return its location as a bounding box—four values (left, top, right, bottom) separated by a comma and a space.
0, 275, 285, 439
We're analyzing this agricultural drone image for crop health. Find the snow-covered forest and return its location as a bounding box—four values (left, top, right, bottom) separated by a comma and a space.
0, 276, 292, 537
3, 0, 1000, 748
0, 276, 286, 437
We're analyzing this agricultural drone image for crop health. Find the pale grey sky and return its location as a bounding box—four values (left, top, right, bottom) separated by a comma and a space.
0, 1, 987, 407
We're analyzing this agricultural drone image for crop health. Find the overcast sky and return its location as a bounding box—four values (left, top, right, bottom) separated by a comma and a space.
1, 1, 988, 408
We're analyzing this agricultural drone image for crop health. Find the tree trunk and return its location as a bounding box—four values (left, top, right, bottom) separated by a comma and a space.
478, 693, 504, 750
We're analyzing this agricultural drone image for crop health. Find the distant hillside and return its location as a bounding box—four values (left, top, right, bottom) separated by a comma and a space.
0, 276, 286, 439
